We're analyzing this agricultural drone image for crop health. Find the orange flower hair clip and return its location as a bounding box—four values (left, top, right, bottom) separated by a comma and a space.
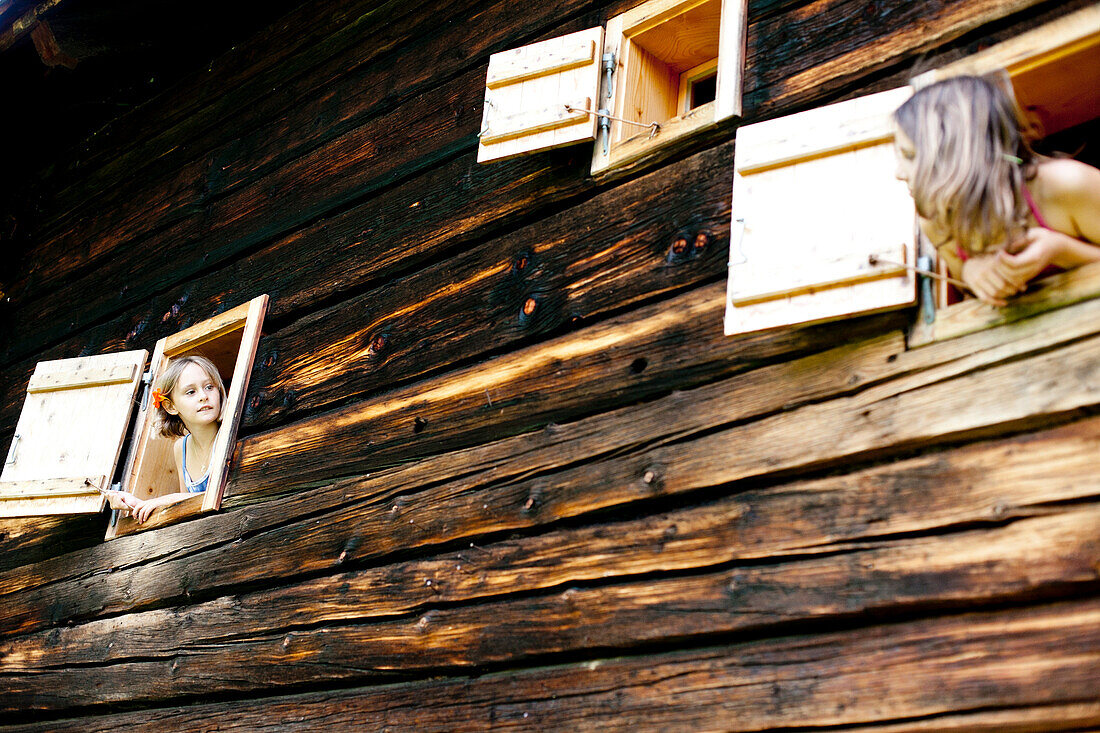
151, 388, 169, 410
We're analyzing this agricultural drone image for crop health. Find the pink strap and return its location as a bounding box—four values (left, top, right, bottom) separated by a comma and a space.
1022, 185, 1050, 230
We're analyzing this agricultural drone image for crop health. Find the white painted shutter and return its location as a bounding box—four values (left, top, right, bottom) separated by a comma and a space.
477, 26, 604, 163
724, 86, 918, 336
0, 350, 148, 517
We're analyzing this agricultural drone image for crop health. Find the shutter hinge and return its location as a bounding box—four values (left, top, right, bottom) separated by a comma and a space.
918, 255, 936, 324
4, 433, 20, 465
599, 52, 616, 155
139, 370, 153, 411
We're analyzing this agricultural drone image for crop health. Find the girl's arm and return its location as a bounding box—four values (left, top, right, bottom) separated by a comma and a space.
132, 492, 194, 523
991, 162, 1100, 290
925, 223, 1018, 307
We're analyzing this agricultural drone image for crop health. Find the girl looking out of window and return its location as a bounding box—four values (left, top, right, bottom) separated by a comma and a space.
893, 74, 1100, 306
106, 355, 225, 523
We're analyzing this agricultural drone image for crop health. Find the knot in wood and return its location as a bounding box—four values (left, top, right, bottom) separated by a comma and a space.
515, 254, 529, 272
671, 235, 689, 255
522, 297, 538, 316
262, 352, 278, 369
642, 470, 656, 484
693, 231, 710, 251
369, 333, 388, 354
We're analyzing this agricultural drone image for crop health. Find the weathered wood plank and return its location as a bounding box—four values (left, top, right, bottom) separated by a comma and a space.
2, 563, 1100, 708
2, 473, 1098, 710
6, 701, 1099, 733
228, 275, 1100, 497
1, 282, 1097, 627
1, 294, 1099, 642
0, 64, 491, 366
0, 514, 103, 575
2, 0, 1062, 367
746, 0, 1055, 114
19, 0, 471, 243
14, 0, 604, 308
242, 137, 733, 429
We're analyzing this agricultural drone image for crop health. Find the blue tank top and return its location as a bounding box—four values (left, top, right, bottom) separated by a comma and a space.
181, 434, 209, 493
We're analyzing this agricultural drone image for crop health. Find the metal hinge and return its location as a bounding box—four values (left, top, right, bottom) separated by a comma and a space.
4, 433, 20, 465
918, 254, 936, 324
139, 370, 153, 411
599, 52, 616, 155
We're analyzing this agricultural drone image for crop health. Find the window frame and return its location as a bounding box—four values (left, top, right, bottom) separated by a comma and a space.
106, 294, 268, 539
591, 0, 746, 175
907, 4, 1100, 346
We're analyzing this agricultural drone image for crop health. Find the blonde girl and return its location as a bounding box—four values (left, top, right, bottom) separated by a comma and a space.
893, 75, 1100, 305
107, 355, 226, 523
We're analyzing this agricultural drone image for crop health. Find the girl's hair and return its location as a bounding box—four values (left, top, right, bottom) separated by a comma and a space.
894, 74, 1036, 254
153, 354, 227, 438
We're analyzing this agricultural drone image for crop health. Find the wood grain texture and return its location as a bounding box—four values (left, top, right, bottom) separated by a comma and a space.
2, 0, 1062, 369
7, 0, 602, 328
2, 290, 1099, 638
2, 599, 1098, 727
16, 0, 491, 267
242, 137, 734, 430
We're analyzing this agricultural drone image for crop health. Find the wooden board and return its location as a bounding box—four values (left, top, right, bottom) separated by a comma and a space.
909, 259, 1100, 346
477, 26, 603, 163
2, 531, 1099, 711
912, 4, 1100, 137
5, 289, 1100, 640
725, 86, 917, 335
0, 351, 147, 518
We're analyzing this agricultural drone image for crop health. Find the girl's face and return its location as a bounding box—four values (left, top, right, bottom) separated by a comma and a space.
165, 362, 223, 429
893, 125, 917, 191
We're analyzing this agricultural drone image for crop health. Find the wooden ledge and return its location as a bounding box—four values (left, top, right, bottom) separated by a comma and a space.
908, 260, 1100, 347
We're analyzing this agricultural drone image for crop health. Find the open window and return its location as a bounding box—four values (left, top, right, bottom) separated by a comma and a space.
723, 4, 1100, 341
724, 87, 918, 335
0, 294, 268, 540
907, 4, 1100, 345
477, 0, 747, 175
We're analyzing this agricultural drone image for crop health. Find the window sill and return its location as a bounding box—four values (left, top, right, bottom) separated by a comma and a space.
908, 260, 1100, 347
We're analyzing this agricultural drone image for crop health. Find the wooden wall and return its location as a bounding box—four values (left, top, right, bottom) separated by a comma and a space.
1, 0, 1099, 729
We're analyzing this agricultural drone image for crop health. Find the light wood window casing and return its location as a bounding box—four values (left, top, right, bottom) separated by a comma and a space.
107, 294, 268, 539
592, 0, 745, 174
476, 0, 747, 174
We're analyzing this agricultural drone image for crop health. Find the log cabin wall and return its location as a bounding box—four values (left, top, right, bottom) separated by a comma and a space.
1, 0, 1099, 729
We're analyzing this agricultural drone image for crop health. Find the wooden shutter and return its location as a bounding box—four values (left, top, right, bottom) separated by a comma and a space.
0, 350, 148, 517
477, 26, 604, 163
724, 86, 917, 336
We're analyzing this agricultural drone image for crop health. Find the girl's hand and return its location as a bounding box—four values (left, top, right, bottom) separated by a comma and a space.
991, 227, 1064, 290
961, 254, 1021, 307
133, 497, 160, 524
105, 490, 140, 513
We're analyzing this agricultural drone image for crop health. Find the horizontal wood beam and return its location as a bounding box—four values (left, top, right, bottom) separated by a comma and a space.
1, 291, 1100, 640
3, 596, 1099, 724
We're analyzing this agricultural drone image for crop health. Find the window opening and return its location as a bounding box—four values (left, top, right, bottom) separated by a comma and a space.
685, 66, 718, 111
907, 4, 1100, 345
